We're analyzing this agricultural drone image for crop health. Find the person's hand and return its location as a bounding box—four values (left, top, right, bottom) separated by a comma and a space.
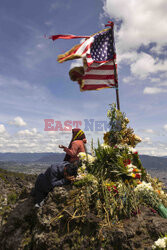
59, 145, 65, 149
83, 138, 87, 144
65, 175, 76, 182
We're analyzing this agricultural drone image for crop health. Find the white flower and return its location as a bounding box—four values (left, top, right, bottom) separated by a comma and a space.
134, 181, 153, 192
117, 183, 122, 188
153, 237, 167, 248
115, 144, 125, 149
78, 152, 96, 164
101, 143, 110, 149
128, 147, 137, 154
126, 164, 137, 171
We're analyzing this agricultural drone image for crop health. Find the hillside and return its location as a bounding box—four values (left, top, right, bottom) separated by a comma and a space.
0, 167, 167, 250
0, 106, 167, 250
140, 155, 167, 170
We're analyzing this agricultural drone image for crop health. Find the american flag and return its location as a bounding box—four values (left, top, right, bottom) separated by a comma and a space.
79, 28, 117, 90
79, 60, 117, 91
51, 25, 117, 91
86, 28, 116, 66
68, 28, 117, 91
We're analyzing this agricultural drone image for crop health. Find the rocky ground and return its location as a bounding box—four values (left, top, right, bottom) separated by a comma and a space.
0, 168, 167, 250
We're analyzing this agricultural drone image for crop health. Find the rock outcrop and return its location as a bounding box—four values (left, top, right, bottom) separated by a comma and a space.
0, 169, 167, 250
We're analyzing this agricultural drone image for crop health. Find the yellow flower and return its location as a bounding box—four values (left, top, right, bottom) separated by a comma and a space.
105, 183, 111, 186
103, 132, 110, 145
134, 135, 142, 142
124, 117, 129, 124
107, 109, 112, 117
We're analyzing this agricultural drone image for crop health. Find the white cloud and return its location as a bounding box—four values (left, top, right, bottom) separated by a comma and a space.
150, 78, 160, 83
143, 87, 167, 94
142, 136, 152, 144
158, 81, 167, 87
117, 51, 138, 64
164, 124, 167, 131
17, 128, 38, 136
8, 116, 27, 127
122, 76, 135, 84
150, 44, 167, 55
131, 53, 167, 79
136, 142, 167, 156
131, 53, 155, 78
143, 129, 155, 134
103, 0, 167, 79
0, 124, 6, 133
103, 0, 167, 52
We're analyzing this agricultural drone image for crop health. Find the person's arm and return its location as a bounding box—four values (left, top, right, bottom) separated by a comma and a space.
51, 178, 70, 187
63, 141, 79, 157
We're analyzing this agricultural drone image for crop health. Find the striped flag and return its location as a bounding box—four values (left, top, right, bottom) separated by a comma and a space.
50, 23, 118, 91
69, 59, 117, 91
69, 27, 117, 91
57, 36, 95, 63
80, 60, 117, 91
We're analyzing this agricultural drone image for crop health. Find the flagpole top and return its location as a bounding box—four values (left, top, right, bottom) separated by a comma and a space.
105, 21, 114, 28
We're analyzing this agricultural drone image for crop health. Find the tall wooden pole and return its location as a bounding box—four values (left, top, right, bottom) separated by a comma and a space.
113, 60, 120, 110
116, 87, 120, 110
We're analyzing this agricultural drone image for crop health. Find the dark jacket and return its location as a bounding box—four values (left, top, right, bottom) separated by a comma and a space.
34, 161, 70, 203
45, 161, 70, 188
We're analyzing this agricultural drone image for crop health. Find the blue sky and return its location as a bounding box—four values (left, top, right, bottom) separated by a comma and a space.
0, 0, 167, 156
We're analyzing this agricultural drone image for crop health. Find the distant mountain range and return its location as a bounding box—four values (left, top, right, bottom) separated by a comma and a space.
0, 153, 65, 163
0, 153, 166, 171
139, 155, 167, 170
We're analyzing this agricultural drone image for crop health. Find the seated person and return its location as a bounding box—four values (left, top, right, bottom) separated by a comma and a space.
59, 128, 87, 163
33, 161, 77, 208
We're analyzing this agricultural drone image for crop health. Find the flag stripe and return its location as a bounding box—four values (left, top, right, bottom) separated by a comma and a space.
80, 43, 92, 56
80, 59, 117, 90
84, 69, 115, 75
82, 79, 115, 85
82, 74, 115, 80
75, 37, 94, 55
86, 63, 115, 71
58, 38, 93, 62
81, 84, 115, 91
58, 46, 80, 62
50, 34, 90, 41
